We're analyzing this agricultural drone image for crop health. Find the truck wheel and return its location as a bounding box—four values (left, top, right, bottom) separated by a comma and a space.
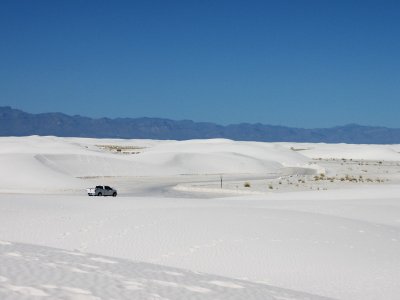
113, 192, 117, 197
98, 192, 102, 196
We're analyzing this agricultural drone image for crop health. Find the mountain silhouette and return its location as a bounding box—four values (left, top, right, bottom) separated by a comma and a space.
1, 106, 399, 144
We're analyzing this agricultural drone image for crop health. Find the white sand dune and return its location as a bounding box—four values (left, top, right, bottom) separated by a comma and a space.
0, 241, 333, 300
0, 137, 313, 192
280, 142, 400, 161
0, 153, 86, 192
0, 136, 400, 300
0, 188, 399, 300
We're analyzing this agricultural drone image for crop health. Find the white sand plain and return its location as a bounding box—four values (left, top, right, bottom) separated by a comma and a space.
0, 136, 399, 300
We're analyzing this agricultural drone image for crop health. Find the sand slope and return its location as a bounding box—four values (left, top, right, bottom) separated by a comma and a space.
1, 136, 400, 300
0, 189, 399, 300
0, 241, 333, 300
0, 137, 313, 192
279, 142, 400, 161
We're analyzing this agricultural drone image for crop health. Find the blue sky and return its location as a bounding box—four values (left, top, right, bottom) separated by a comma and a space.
1, 0, 399, 128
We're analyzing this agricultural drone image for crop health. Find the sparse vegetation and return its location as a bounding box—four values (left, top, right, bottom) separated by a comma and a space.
214, 158, 391, 195
96, 144, 145, 154
310, 169, 386, 185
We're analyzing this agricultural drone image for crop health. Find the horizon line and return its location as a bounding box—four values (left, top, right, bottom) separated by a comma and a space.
1, 105, 397, 130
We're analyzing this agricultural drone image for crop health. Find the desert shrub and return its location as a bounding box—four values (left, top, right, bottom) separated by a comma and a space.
244, 182, 251, 188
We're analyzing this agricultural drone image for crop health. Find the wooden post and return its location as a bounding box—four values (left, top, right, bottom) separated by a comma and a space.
220, 175, 223, 189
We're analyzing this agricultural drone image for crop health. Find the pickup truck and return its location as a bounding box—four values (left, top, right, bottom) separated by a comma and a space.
87, 185, 117, 197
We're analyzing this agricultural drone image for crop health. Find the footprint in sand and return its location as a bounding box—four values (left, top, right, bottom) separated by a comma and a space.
123, 280, 144, 291
183, 286, 211, 293
5, 252, 22, 257
208, 280, 244, 289
6, 284, 49, 297
62, 287, 92, 294
162, 271, 184, 276
90, 257, 117, 264
59, 250, 86, 257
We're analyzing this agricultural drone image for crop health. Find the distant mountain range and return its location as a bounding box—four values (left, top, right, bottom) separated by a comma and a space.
1, 106, 400, 144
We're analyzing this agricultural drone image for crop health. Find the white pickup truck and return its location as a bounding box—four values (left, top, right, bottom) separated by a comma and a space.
87, 185, 117, 197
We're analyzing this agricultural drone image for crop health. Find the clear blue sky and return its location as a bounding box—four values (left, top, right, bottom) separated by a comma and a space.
1, 0, 399, 128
